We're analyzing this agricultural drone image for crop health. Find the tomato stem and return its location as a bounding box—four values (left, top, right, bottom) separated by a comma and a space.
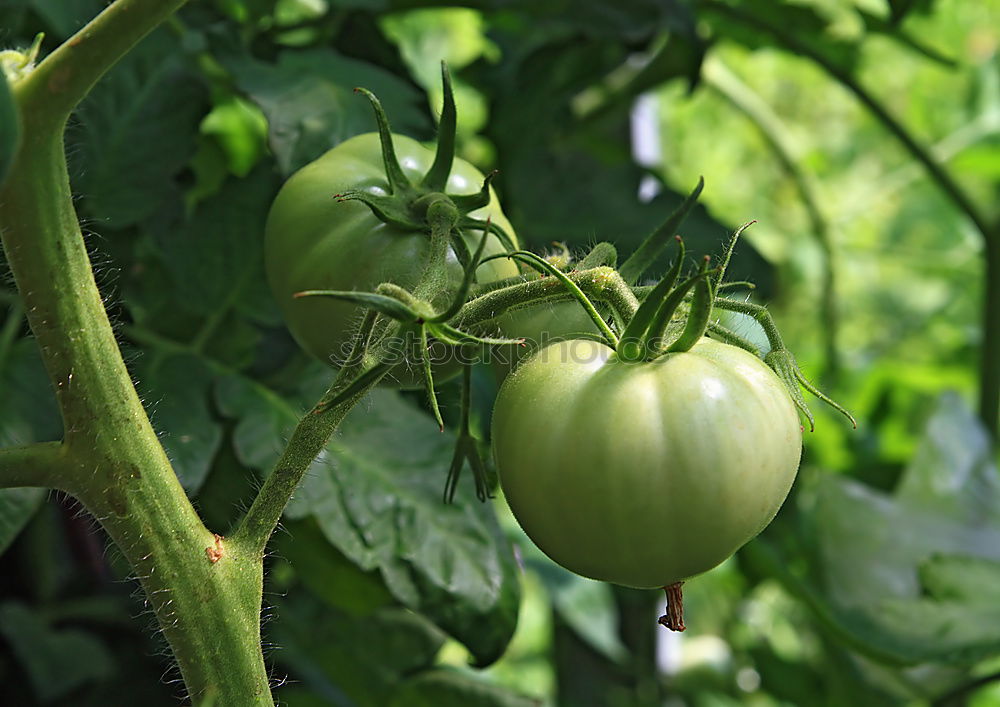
658, 582, 686, 632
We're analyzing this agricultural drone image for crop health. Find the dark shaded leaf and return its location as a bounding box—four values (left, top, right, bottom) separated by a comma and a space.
475, 40, 773, 292
28, 0, 104, 38
271, 591, 445, 707
856, 8, 956, 67
136, 354, 222, 493
0, 339, 62, 448
72, 28, 206, 228
152, 165, 277, 321
0, 601, 115, 702
702, 0, 860, 74
0, 487, 44, 555
288, 390, 521, 666
389, 668, 541, 707
226, 47, 428, 175
0, 69, 19, 186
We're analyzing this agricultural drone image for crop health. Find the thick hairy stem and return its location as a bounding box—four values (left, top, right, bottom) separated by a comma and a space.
0, 442, 67, 489
456, 267, 639, 329
0, 1, 275, 703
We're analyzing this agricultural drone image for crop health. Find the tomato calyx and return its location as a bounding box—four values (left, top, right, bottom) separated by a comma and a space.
335, 64, 516, 260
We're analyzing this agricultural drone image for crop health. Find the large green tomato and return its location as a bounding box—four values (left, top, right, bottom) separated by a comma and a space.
265, 132, 519, 381
492, 337, 802, 589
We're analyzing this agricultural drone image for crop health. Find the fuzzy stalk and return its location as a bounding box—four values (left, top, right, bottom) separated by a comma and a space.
0, 1, 275, 703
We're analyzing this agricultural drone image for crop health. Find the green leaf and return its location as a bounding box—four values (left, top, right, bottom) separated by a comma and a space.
0, 68, 19, 186
152, 166, 277, 321
72, 28, 207, 228
801, 393, 1000, 666
0, 602, 114, 702
274, 518, 395, 615
271, 591, 446, 707
226, 48, 429, 175
290, 389, 521, 666
389, 668, 541, 707
0, 339, 62, 448
136, 354, 222, 493
0, 487, 44, 555
213, 363, 329, 483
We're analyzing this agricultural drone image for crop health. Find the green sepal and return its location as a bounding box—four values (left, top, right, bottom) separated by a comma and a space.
458, 215, 516, 253
419, 325, 445, 432
619, 236, 685, 360
667, 256, 715, 353
294, 289, 422, 323
619, 176, 704, 284
427, 322, 524, 348
334, 189, 423, 231
764, 349, 857, 431
706, 320, 761, 357
443, 366, 495, 504
353, 87, 414, 197
444, 433, 495, 504
642, 268, 715, 358
421, 62, 456, 192
714, 220, 755, 288
450, 170, 497, 213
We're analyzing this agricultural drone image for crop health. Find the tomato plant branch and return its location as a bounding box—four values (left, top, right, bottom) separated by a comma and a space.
0, 442, 67, 490
456, 266, 640, 329
701, 0, 1000, 438
703, 58, 841, 381
0, 1, 283, 703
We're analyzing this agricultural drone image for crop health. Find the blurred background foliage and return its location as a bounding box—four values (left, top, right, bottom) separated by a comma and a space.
1, 0, 999, 704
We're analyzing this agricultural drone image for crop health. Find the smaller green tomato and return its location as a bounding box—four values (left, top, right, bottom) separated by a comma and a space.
265, 132, 519, 384
491, 337, 802, 589
491, 301, 599, 375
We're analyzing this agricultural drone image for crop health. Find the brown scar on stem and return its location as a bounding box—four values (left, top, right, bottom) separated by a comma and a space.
658, 582, 686, 632
205, 534, 224, 564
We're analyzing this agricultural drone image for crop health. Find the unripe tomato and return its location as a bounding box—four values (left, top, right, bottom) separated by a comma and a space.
265, 132, 519, 380
491, 337, 802, 588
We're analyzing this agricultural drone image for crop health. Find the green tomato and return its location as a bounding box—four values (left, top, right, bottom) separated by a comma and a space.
491, 337, 802, 588
265, 132, 519, 383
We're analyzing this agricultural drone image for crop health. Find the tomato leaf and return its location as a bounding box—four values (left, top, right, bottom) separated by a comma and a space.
135, 354, 222, 493
770, 393, 1000, 667
0, 488, 43, 556
72, 28, 206, 228
226, 47, 429, 175
0, 602, 114, 703
292, 389, 521, 666
215, 373, 521, 665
